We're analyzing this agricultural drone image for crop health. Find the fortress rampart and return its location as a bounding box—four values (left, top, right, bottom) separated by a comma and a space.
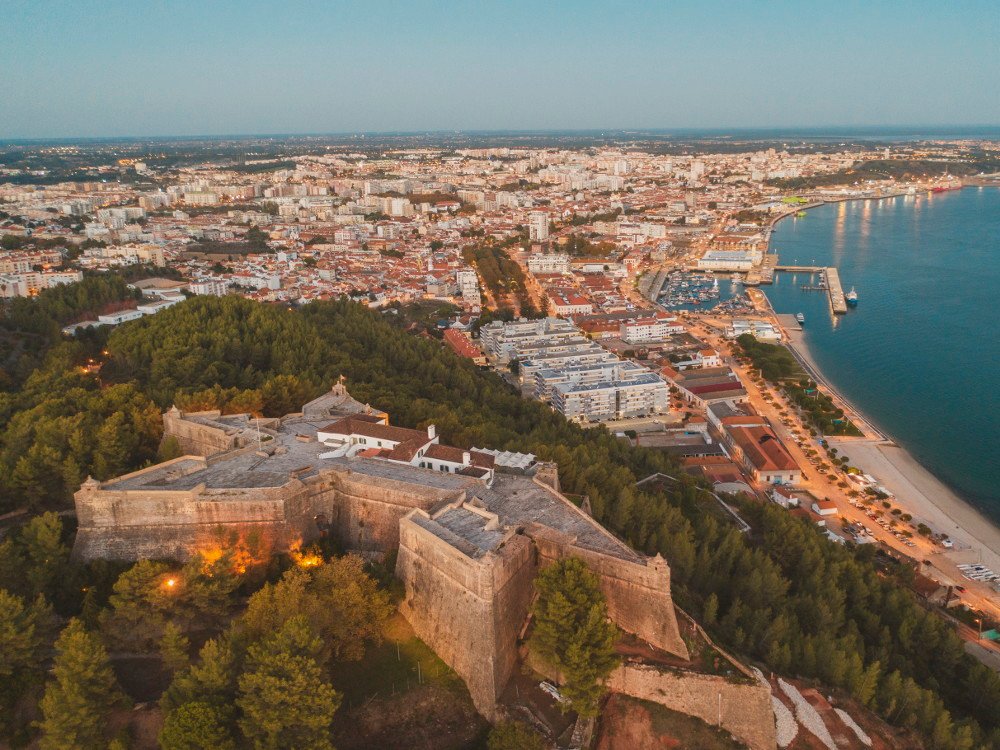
73, 391, 710, 729
396, 511, 537, 720
608, 663, 777, 750
529, 525, 688, 660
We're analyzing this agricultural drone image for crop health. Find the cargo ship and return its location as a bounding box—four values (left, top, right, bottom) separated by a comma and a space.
931, 181, 962, 193
846, 287, 858, 306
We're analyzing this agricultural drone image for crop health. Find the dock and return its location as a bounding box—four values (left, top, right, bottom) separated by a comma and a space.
774, 265, 848, 314
825, 267, 848, 313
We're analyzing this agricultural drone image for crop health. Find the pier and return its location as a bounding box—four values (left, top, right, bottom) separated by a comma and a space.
825, 267, 848, 313
640, 267, 670, 302
774, 266, 848, 313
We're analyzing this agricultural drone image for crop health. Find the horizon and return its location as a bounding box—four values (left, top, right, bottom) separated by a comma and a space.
3, 0, 1000, 139
5, 124, 1000, 146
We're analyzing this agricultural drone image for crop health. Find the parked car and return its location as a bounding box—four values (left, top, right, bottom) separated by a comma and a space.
539, 681, 568, 704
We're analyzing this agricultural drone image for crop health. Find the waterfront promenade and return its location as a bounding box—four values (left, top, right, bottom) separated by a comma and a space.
777, 318, 1000, 626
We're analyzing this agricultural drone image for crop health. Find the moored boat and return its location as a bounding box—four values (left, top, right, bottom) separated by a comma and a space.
846, 287, 858, 306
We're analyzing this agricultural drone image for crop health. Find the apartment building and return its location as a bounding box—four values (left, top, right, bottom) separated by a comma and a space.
528, 211, 549, 241
478, 317, 579, 361
527, 253, 570, 274
533, 360, 648, 401
551, 372, 668, 423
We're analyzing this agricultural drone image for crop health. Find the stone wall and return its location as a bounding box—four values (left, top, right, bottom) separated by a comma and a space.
72, 459, 327, 562
607, 663, 776, 750
72, 459, 466, 562
529, 526, 689, 660
396, 513, 537, 720
162, 409, 242, 456
325, 470, 466, 554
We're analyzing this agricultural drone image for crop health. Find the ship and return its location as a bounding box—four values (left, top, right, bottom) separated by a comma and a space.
795, 312, 805, 324
931, 180, 963, 193
846, 287, 858, 306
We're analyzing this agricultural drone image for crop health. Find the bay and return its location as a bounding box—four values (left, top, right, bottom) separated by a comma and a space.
764, 187, 1000, 517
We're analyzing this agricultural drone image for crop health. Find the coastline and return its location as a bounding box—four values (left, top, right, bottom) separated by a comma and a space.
780, 317, 1000, 608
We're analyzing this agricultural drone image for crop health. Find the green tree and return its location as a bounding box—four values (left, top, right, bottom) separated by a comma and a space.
240, 555, 391, 664
162, 635, 239, 714
93, 411, 135, 479
100, 559, 172, 651
101, 554, 240, 652
0, 590, 55, 736
260, 374, 313, 417
236, 616, 340, 750
19, 512, 70, 599
36, 619, 125, 750
530, 558, 619, 716
487, 720, 545, 750
161, 621, 191, 675
159, 700, 236, 750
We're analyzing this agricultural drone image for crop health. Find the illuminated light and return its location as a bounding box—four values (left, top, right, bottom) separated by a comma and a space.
164, 577, 177, 590
289, 539, 324, 569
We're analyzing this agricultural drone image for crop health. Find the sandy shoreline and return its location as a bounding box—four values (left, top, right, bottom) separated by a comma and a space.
779, 317, 1000, 604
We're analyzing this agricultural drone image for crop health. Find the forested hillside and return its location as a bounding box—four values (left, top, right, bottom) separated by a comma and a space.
2, 294, 999, 749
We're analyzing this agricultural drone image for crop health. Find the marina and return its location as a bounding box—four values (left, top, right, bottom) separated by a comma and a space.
657, 271, 721, 308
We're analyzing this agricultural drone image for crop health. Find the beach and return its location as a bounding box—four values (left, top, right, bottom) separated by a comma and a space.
782, 320, 1000, 619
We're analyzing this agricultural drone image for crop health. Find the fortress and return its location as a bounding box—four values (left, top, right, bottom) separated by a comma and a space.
73, 384, 776, 748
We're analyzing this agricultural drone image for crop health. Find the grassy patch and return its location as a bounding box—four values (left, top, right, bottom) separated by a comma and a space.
329, 613, 464, 708
640, 698, 746, 749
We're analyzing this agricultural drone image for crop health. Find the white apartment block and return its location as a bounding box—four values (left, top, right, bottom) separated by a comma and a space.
533, 360, 648, 401
478, 317, 579, 361
528, 211, 549, 242
0, 270, 83, 297
527, 253, 570, 274
696, 250, 755, 271
551, 373, 669, 423
519, 346, 618, 383
726, 319, 782, 342
620, 316, 684, 344
455, 269, 479, 300
189, 278, 232, 296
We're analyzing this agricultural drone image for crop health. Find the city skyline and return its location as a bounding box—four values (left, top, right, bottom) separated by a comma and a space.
3, 0, 1000, 138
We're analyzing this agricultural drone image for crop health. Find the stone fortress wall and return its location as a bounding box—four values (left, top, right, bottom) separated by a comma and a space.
608, 664, 776, 750
161, 408, 253, 456
71, 387, 771, 743
396, 509, 538, 721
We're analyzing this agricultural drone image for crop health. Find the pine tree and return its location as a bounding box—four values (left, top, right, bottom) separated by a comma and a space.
162, 635, 238, 713
702, 592, 719, 626
850, 659, 881, 708
159, 700, 236, 750
93, 411, 134, 479
236, 616, 340, 750
36, 619, 125, 750
530, 558, 619, 716
19, 511, 69, 599
161, 621, 191, 675
0, 591, 55, 736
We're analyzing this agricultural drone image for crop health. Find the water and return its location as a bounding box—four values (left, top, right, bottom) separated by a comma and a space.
764, 188, 1000, 517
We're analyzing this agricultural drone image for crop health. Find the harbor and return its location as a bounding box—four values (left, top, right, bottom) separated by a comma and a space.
774, 265, 849, 313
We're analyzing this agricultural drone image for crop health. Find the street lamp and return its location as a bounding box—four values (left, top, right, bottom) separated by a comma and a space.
975, 618, 982, 641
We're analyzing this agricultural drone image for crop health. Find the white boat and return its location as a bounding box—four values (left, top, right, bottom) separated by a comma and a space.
795, 312, 805, 324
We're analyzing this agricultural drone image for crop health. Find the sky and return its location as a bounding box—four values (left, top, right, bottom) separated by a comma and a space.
2, 0, 999, 138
